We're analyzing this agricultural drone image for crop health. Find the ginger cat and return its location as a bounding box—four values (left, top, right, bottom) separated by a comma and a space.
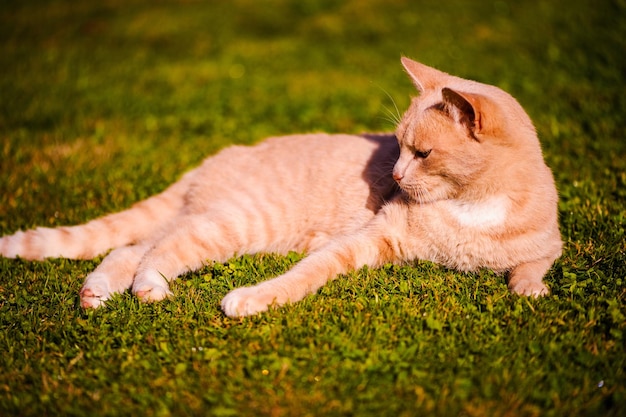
0, 58, 562, 317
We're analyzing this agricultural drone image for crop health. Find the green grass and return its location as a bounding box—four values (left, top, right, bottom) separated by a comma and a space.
1, 0, 625, 416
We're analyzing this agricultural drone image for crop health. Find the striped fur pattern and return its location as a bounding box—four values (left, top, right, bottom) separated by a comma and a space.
0, 59, 562, 317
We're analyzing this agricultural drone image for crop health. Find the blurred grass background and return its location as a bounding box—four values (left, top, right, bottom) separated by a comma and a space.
0, 0, 625, 416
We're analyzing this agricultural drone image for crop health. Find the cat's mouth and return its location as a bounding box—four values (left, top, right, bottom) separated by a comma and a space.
399, 182, 453, 205
400, 185, 437, 204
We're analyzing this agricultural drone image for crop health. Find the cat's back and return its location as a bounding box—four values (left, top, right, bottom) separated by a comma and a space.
238, 132, 398, 172
183, 133, 399, 247
194, 133, 398, 197
252, 133, 399, 207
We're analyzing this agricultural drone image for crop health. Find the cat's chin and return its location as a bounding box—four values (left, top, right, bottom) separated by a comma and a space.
397, 181, 456, 205
401, 190, 449, 205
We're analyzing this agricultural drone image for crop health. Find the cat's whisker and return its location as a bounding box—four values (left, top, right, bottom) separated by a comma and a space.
374, 83, 402, 128
418, 189, 427, 205
422, 186, 434, 204
370, 165, 398, 188
379, 85, 402, 123
381, 106, 401, 126
378, 113, 400, 130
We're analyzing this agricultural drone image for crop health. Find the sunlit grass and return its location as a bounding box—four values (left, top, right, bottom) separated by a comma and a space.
1, 0, 624, 416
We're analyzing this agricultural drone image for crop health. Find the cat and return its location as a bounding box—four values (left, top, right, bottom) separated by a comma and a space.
0, 58, 563, 317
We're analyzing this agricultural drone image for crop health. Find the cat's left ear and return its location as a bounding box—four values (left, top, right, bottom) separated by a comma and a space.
442, 88, 491, 140
401, 57, 448, 93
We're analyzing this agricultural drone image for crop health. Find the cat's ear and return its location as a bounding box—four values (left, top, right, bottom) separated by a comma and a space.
401, 57, 447, 93
441, 87, 489, 139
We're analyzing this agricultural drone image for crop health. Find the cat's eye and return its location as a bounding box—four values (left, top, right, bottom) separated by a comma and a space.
414, 149, 432, 159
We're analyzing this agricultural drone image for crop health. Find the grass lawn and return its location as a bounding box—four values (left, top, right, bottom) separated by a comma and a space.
1, 0, 625, 415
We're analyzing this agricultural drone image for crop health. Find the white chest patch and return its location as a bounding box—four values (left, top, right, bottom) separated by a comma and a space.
445, 195, 509, 228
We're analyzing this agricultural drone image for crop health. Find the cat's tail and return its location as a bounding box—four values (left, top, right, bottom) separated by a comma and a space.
0, 177, 189, 261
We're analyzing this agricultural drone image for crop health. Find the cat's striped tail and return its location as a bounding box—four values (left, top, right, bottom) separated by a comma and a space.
0, 179, 188, 261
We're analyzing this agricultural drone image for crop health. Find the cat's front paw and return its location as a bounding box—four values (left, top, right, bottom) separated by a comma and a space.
509, 280, 549, 297
134, 285, 172, 303
133, 270, 173, 303
80, 287, 109, 308
80, 274, 111, 308
221, 285, 283, 317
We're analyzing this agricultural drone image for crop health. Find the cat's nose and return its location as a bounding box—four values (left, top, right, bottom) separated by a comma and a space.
392, 172, 404, 182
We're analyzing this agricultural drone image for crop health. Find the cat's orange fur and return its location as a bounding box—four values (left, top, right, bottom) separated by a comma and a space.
0, 58, 562, 316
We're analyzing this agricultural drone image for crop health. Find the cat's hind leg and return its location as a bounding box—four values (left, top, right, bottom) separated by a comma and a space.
129, 213, 258, 303
80, 243, 149, 308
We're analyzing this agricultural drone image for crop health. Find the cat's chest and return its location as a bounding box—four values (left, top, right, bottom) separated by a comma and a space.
410, 196, 514, 271
442, 196, 510, 229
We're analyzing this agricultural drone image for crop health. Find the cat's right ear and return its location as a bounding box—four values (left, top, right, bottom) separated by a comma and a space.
442, 88, 504, 140
401, 57, 447, 93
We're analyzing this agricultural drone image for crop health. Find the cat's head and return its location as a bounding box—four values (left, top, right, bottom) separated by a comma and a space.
393, 58, 543, 204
